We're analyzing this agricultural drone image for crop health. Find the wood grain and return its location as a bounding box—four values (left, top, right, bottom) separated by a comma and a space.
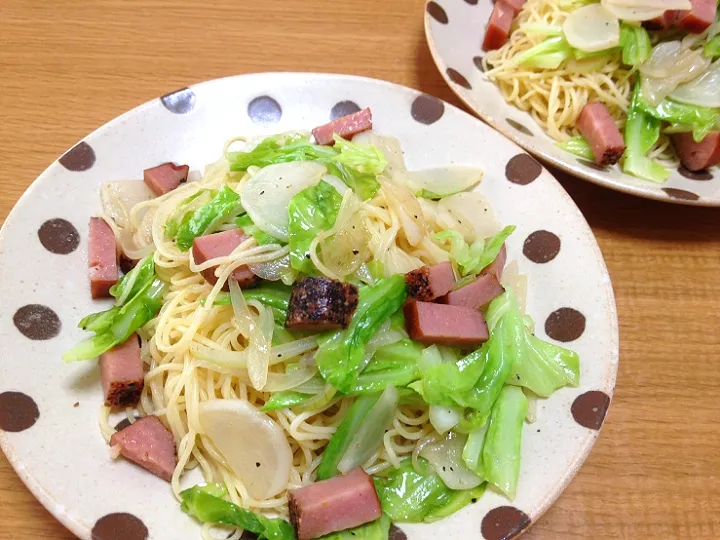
1, 0, 719, 538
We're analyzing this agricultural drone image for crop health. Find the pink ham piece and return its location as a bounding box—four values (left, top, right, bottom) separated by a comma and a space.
100, 334, 144, 408
143, 162, 189, 196
439, 273, 505, 309
483, 244, 507, 280
676, 0, 716, 33
483, 1, 514, 51
312, 108, 373, 146
576, 103, 626, 167
405, 261, 455, 301
671, 132, 720, 172
88, 217, 118, 299
192, 229, 260, 289
109, 415, 177, 482
404, 300, 489, 347
288, 468, 382, 540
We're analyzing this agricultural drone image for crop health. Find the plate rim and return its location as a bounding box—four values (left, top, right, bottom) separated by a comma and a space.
422, 3, 720, 208
0, 71, 620, 539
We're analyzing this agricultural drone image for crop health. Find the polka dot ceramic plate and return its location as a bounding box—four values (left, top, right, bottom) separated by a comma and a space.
424, 1, 720, 206
0, 73, 618, 540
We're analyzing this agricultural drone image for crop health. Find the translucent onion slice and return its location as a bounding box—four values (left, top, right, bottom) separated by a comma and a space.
230, 281, 273, 390
380, 176, 426, 247
420, 431, 484, 490
352, 132, 407, 175
261, 361, 317, 393
197, 399, 292, 499
600, 0, 665, 21
396, 166, 483, 198
640, 41, 711, 106
242, 161, 327, 242
316, 190, 368, 279
429, 405, 464, 434
437, 192, 501, 244
563, 4, 620, 53
249, 254, 297, 285
337, 386, 400, 474
671, 60, 720, 108
101, 180, 155, 229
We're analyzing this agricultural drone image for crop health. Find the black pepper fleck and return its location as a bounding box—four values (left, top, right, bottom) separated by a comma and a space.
471, 498, 478, 503
352, 249, 359, 255
256, 462, 261, 467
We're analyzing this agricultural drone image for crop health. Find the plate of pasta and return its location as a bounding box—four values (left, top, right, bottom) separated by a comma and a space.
425, 0, 720, 205
0, 73, 618, 540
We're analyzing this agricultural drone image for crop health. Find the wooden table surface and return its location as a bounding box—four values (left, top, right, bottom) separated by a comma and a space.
1, 0, 719, 538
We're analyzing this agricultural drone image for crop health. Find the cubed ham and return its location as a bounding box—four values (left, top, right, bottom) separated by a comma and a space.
143, 162, 189, 196
286, 277, 359, 330
109, 415, 177, 482
191, 229, 260, 289
404, 300, 489, 347
439, 273, 505, 309
88, 217, 118, 299
483, 244, 507, 279
576, 103, 626, 166
405, 261, 455, 301
672, 132, 720, 172
643, 10, 678, 29
289, 468, 382, 540
676, 0, 716, 33
312, 108, 373, 146
483, 1, 515, 51
100, 334, 144, 408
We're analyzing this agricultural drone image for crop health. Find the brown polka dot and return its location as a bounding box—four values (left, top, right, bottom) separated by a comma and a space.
545, 307, 586, 342
389, 524, 408, 540
577, 159, 607, 172
59, 141, 95, 172
411, 94, 445, 125
160, 87, 196, 114
248, 96, 282, 125
447, 68, 472, 89
0, 392, 39, 432
481, 506, 531, 540
37, 218, 80, 254
473, 56, 485, 72
572, 390, 611, 430
330, 100, 361, 120
506, 119, 533, 137
426, 1, 449, 23
678, 166, 713, 181
505, 154, 541, 185
92, 513, 148, 540
523, 230, 561, 263
662, 187, 700, 201
13, 305, 61, 341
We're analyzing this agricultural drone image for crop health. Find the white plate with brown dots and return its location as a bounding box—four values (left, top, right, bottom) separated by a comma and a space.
0, 73, 618, 540
423, 0, 720, 206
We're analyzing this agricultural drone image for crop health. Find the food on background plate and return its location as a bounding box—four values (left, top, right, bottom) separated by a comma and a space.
482, 0, 720, 180
64, 108, 580, 539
